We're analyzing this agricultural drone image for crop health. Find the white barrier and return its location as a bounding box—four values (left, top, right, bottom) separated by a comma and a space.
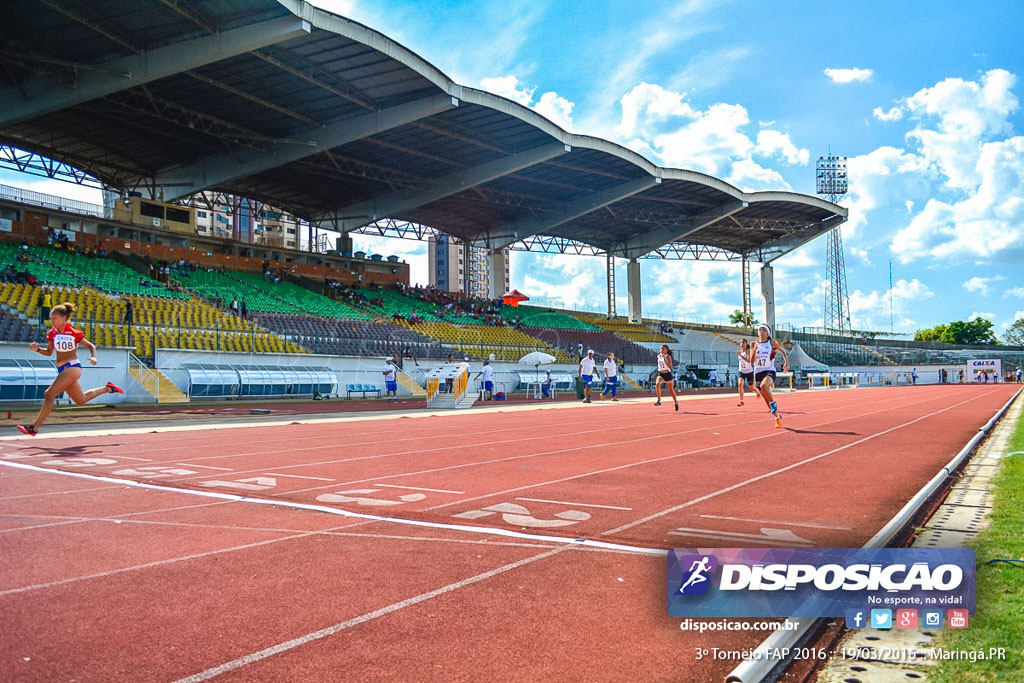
775, 371, 795, 392
836, 372, 859, 388
807, 372, 830, 390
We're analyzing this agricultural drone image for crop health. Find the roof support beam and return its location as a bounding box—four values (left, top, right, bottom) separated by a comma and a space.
332, 142, 570, 229
479, 175, 661, 250
758, 215, 846, 263
157, 94, 458, 200
616, 200, 747, 258
0, 15, 311, 127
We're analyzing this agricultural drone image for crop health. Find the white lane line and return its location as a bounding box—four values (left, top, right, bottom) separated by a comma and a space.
602, 390, 994, 536
698, 514, 852, 530
269, 389, 923, 498
515, 497, 632, 511
0, 485, 121, 501
173, 547, 568, 683
181, 464, 233, 471
0, 460, 667, 562
262, 473, 333, 481
376, 484, 464, 494
0, 501, 232, 534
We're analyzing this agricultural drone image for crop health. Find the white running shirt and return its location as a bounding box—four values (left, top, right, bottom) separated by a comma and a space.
753, 340, 775, 372
657, 353, 671, 373
382, 363, 397, 381
481, 365, 494, 382
737, 349, 753, 374
579, 356, 597, 376
603, 359, 617, 378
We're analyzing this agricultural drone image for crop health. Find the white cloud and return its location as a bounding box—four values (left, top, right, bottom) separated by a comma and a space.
873, 106, 904, 121
1003, 287, 1024, 299
842, 146, 929, 238
968, 311, 996, 321
963, 275, 1004, 295
755, 129, 810, 165
847, 278, 934, 330
479, 75, 574, 131
611, 82, 806, 191
824, 67, 873, 83
351, 235, 428, 287
850, 247, 872, 266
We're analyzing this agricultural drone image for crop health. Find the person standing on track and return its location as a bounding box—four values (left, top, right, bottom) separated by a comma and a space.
654, 344, 679, 411
579, 349, 601, 403
17, 302, 124, 437
748, 324, 789, 428
382, 356, 399, 402
474, 359, 494, 401
600, 352, 619, 401
736, 339, 760, 406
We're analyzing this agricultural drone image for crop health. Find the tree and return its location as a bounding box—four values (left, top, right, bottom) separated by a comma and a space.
914, 318, 998, 345
728, 309, 758, 327
1004, 318, 1024, 346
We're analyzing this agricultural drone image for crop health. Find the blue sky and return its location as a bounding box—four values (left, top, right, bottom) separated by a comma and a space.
4, 1, 1023, 336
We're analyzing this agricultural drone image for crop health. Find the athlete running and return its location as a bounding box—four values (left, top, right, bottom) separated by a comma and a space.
17, 302, 123, 436
736, 338, 760, 406
654, 344, 679, 411
748, 324, 789, 427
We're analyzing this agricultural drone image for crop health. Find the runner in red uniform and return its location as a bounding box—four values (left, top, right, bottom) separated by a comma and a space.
17, 302, 123, 436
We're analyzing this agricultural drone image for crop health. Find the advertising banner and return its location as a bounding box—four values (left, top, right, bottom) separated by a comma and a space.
668, 548, 975, 619
967, 359, 1001, 383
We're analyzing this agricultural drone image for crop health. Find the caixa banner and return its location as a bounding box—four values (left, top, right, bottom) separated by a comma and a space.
667, 548, 975, 618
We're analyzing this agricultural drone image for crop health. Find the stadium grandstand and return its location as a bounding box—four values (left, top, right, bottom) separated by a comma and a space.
0, 0, 1019, 408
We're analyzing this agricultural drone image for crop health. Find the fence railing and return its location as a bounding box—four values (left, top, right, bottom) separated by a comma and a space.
127, 352, 160, 402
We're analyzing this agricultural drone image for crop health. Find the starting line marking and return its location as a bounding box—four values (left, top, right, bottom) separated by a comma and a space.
515, 497, 632, 511
698, 514, 852, 530
263, 473, 333, 481
376, 484, 464, 494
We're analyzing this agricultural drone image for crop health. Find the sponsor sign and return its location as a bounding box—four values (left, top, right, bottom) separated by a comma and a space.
0, 217, 11, 232
667, 548, 975, 618
967, 359, 1001, 383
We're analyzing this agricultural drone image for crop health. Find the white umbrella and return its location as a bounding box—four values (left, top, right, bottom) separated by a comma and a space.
519, 351, 556, 365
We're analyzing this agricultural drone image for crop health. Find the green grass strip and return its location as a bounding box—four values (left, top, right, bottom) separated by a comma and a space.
929, 399, 1024, 682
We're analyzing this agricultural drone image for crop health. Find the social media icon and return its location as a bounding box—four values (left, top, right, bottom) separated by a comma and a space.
948, 609, 969, 628
923, 610, 943, 628
870, 609, 892, 630
845, 609, 866, 629
896, 609, 918, 628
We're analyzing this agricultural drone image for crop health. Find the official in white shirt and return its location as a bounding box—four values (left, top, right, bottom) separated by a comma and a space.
474, 359, 495, 400
600, 352, 619, 401
382, 357, 399, 403
578, 349, 601, 404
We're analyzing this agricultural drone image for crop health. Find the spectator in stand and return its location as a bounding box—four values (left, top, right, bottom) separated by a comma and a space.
403, 347, 419, 367
230, 297, 239, 316
38, 289, 51, 327
240, 298, 248, 320
474, 360, 495, 400
124, 300, 134, 326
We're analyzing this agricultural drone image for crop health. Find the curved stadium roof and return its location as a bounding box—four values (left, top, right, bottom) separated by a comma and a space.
0, 0, 846, 261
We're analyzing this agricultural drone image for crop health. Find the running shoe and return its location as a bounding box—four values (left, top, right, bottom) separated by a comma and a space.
599, 394, 606, 400
106, 382, 124, 394
674, 403, 679, 412
737, 400, 744, 406
16, 424, 37, 437
774, 414, 782, 428
654, 400, 662, 406
611, 397, 618, 401
584, 398, 592, 403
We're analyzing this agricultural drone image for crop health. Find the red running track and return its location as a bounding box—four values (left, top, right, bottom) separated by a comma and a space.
0, 383, 1016, 682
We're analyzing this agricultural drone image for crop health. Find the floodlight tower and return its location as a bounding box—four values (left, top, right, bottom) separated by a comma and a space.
816, 154, 851, 333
